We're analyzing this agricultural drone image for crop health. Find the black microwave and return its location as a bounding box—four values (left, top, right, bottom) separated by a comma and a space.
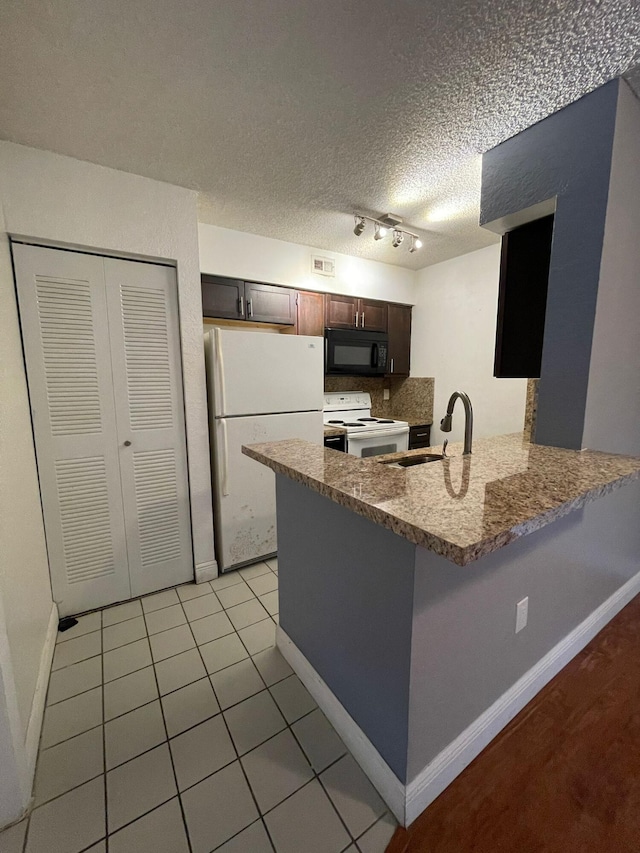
325, 328, 388, 376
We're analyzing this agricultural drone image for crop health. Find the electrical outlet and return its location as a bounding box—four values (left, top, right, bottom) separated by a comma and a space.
515, 597, 528, 633
383, 388, 390, 401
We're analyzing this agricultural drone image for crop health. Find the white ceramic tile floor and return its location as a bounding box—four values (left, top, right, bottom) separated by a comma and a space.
4, 562, 397, 853
182, 591, 224, 622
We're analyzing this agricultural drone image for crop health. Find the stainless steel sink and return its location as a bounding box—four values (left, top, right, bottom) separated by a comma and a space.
379, 453, 445, 468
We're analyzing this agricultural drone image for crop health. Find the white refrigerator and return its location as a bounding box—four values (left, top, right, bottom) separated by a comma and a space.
205, 328, 324, 571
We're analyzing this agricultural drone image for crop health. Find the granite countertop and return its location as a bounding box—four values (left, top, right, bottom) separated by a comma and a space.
242, 434, 640, 566
323, 424, 347, 437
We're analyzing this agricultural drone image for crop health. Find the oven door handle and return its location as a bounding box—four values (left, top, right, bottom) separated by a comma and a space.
371, 343, 379, 368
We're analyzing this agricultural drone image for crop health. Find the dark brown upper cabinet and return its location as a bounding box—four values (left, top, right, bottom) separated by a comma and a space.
295, 290, 325, 337
244, 282, 295, 325
494, 215, 554, 379
325, 293, 359, 329
358, 298, 388, 332
202, 275, 246, 320
325, 294, 388, 331
201, 276, 295, 325
387, 303, 412, 376
202, 276, 412, 369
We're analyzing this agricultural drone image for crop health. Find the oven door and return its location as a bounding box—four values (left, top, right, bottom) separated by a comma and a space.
325, 328, 388, 376
346, 427, 409, 458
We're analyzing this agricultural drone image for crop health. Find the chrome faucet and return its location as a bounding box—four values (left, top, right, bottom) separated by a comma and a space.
440, 391, 473, 455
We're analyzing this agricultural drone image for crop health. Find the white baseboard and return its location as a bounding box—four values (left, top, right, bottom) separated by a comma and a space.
278, 571, 640, 828
405, 570, 640, 824
24, 602, 58, 786
276, 626, 406, 824
195, 559, 218, 584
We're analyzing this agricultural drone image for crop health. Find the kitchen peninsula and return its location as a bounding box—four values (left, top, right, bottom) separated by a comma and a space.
243, 435, 640, 825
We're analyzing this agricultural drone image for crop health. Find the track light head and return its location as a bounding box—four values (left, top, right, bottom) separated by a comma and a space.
351, 212, 420, 252
392, 229, 404, 248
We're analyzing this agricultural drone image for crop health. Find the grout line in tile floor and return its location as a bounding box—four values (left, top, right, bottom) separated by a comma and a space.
11, 560, 393, 853
100, 613, 108, 853
174, 574, 280, 853
141, 597, 194, 853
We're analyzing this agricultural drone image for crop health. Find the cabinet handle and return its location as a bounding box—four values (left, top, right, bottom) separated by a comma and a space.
390, 358, 394, 374
355, 312, 359, 328
415, 432, 428, 438
247, 299, 253, 318
361, 312, 365, 327
238, 295, 244, 316
123, 440, 132, 447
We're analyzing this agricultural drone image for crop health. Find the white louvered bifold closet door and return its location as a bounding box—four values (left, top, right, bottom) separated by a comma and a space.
104, 258, 192, 597
13, 244, 193, 615
13, 245, 131, 615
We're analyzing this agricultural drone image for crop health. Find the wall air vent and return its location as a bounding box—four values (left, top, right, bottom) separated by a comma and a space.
311, 255, 335, 277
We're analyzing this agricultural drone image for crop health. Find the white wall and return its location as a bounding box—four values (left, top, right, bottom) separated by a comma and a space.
0, 215, 53, 745
0, 142, 216, 580
0, 197, 54, 826
583, 81, 640, 456
411, 245, 527, 444
0, 141, 216, 825
198, 223, 417, 305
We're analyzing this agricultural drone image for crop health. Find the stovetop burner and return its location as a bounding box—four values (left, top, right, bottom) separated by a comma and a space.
357, 418, 377, 422
327, 420, 344, 424
377, 419, 395, 424
343, 422, 366, 427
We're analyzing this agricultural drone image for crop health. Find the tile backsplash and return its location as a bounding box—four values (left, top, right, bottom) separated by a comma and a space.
324, 376, 434, 424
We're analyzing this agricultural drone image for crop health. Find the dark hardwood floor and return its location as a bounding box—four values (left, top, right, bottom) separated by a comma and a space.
387, 594, 640, 853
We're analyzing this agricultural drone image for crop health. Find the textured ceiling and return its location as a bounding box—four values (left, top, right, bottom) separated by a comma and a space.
0, 1, 639, 270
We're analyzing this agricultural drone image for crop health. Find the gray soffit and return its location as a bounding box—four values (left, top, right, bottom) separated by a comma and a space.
0, 0, 639, 270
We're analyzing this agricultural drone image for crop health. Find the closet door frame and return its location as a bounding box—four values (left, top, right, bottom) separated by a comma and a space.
13, 241, 195, 614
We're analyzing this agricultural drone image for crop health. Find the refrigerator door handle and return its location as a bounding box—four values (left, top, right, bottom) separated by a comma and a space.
220, 418, 230, 496
215, 328, 227, 416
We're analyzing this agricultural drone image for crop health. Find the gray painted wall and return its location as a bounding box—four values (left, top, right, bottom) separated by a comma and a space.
407, 478, 640, 780
276, 475, 416, 781
583, 82, 640, 457
481, 81, 619, 450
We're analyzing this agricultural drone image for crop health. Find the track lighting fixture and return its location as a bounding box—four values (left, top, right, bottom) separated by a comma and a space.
351, 212, 422, 253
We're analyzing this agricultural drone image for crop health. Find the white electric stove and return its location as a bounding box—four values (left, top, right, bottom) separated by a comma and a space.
323, 391, 409, 457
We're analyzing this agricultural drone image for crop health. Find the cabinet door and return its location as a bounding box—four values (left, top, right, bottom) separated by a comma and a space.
325, 293, 358, 329
245, 282, 295, 324
409, 424, 431, 449
387, 303, 412, 376
201, 275, 245, 319
105, 258, 193, 598
13, 244, 132, 616
494, 215, 553, 378
296, 290, 325, 337
358, 298, 388, 332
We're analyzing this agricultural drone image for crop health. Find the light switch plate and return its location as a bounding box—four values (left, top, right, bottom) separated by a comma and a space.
383, 388, 390, 401
515, 597, 528, 633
